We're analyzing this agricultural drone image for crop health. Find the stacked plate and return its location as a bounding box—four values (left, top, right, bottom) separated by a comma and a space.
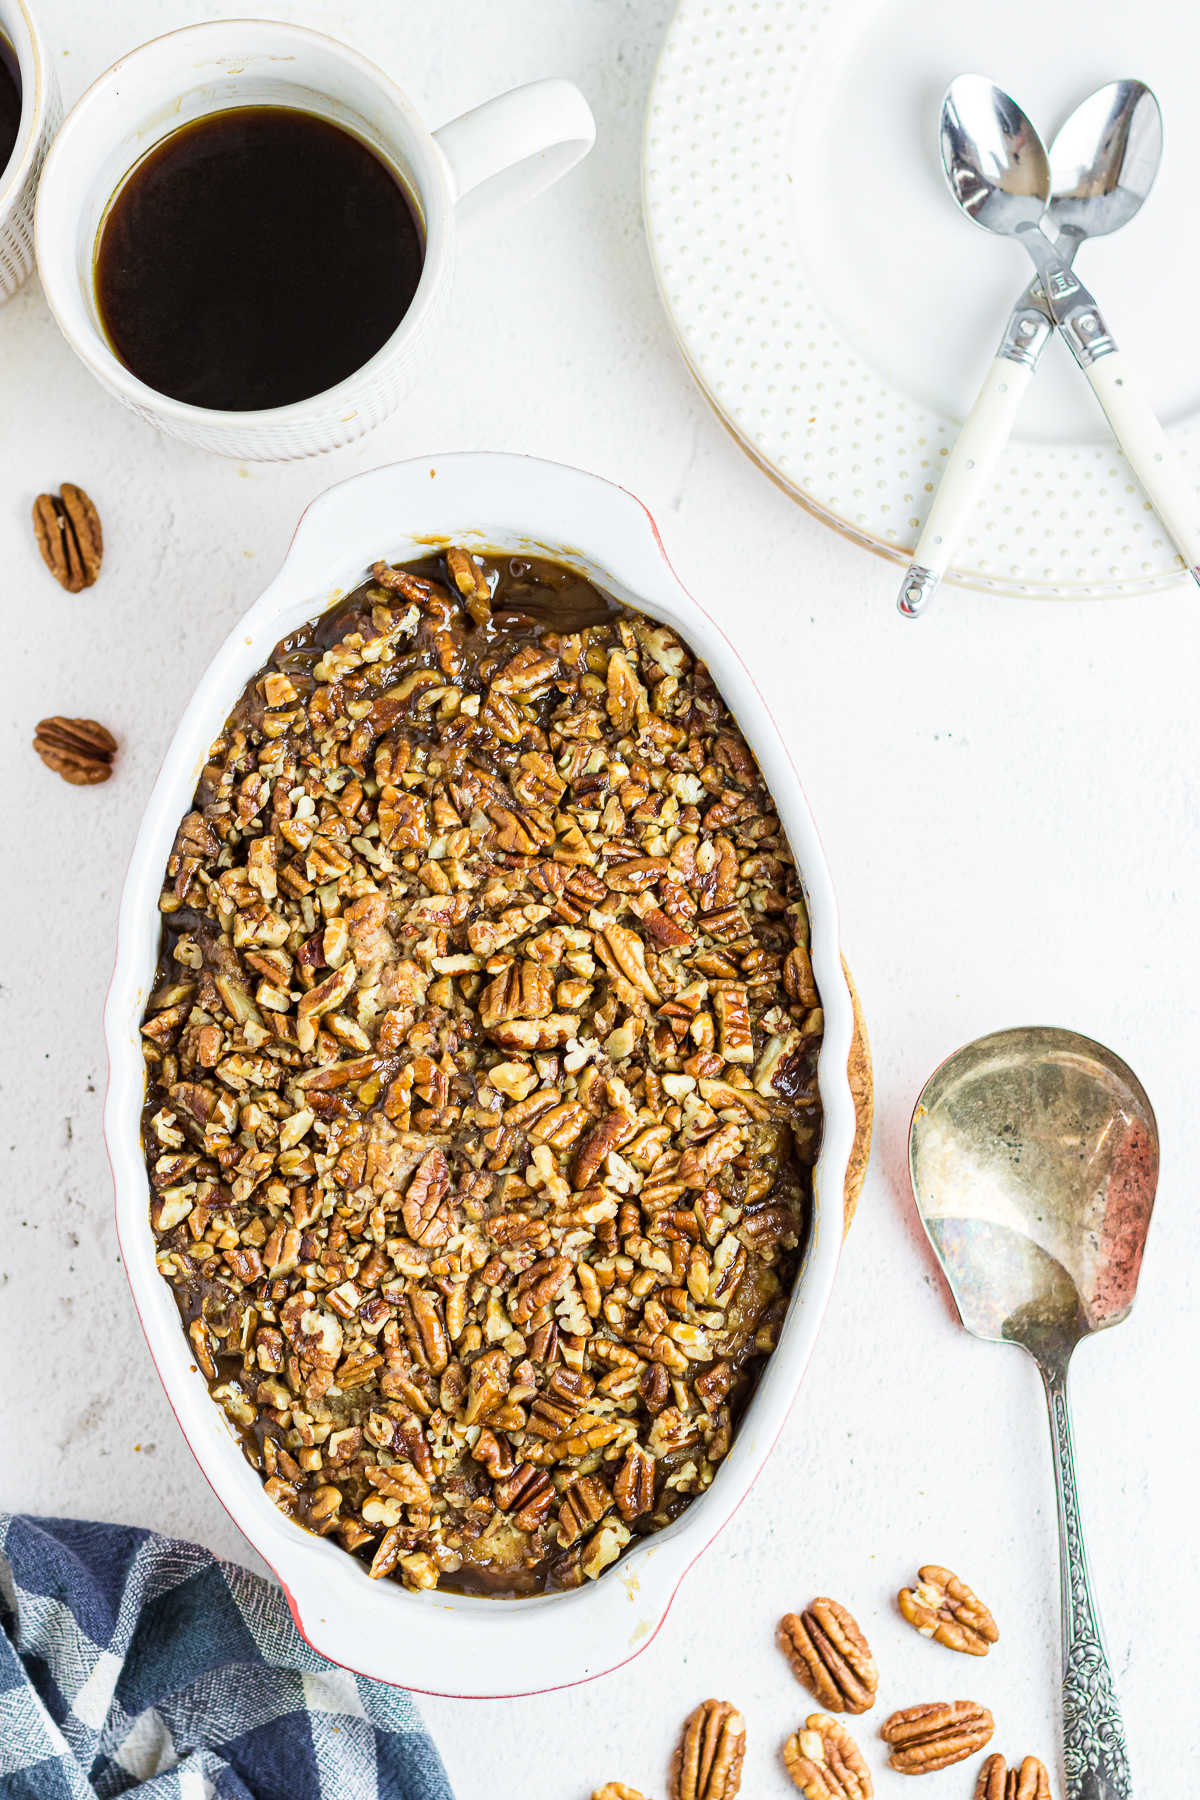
643, 0, 1200, 598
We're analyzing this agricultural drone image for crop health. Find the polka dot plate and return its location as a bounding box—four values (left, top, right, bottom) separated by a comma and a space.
643, 0, 1200, 597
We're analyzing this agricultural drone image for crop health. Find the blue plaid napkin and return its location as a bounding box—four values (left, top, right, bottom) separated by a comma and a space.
0, 1515, 454, 1800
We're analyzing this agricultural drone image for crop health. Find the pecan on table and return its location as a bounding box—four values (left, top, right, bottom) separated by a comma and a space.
33, 715, 117, 785
670, 1699, 746, 1800
898, 1565, 999, 1656
778, 1597, 877, 1712
975, 1754, 1052, 1800
141, 548, 823, 1598
32, 484, 102, 590
782, 1713, 873, 1800
881, 1702, 994, 1774
593, 1787, 650, 1800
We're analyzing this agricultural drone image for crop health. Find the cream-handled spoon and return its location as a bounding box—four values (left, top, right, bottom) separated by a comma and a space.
937, 77, 1200, 594
908, 1027, 1159, 1800
898, 80, 1162, 618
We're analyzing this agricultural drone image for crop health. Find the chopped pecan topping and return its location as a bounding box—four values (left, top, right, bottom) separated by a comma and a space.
670, 1699, 746, 1800
898, 1565, 999, 1656
975, 1755, 1051, 1800
33, 484, 103, 591
34, 716, 117, 785
881, 1702, 994, 1774
141, 549, 821, 1596
778, 1598, 878, 1713
783, 1714, 872, 1800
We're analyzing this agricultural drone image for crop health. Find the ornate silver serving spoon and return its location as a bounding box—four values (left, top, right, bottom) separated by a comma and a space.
908, 1026, 1159, 1799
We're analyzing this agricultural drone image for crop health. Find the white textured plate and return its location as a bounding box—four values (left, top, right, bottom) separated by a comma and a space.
643, 0, 1200, 597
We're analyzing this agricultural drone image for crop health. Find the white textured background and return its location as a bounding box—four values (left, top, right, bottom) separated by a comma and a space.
1, 2, 1197, 1797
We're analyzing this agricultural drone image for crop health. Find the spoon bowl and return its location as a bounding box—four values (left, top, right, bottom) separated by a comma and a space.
909, 1025, 1158, 1359
908, 1026, 1158, 1800
940, 73, 1049, 235
1049, 80, 1163, 242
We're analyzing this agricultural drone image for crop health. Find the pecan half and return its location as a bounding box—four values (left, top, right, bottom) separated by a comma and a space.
401, 1147, 454, 1245
881, 1702, 994, 1774
782, 1714, 873, 1800
670, 1699, 746, 1800
898, 1565, 999, 1656
975, 1755, 1051, 1800
33, 716, 117, 785
445, 545, 492, 624
613, 1442, 656, 1520
778, 1598, 878, 1713
592, 1785, 649, 1800
32, 484, 102, 591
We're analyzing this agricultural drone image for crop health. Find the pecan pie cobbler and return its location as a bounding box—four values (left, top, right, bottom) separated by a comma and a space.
140, 549, 823, 1595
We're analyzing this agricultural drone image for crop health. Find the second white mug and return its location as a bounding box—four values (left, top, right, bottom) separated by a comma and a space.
0, 0, 59, 302
35, 19, 595, 460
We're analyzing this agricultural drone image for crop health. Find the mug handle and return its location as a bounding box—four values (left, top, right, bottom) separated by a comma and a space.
433, 78, 595, 230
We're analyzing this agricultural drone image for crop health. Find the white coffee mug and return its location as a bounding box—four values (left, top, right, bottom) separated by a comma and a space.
0, 0, 59, 301
35, 19, 594, 460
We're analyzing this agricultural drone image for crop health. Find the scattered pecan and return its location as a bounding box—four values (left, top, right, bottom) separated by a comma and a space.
33, 716, 117, 785
32, 484, 102, 591
782, 1714, 873, 1800
975, 1755, 1051, 1800
881, 1702, 994, 1774
898, 1565, 999, 1656
592, 1787, 649, 1800
670, 1700, 745, 1800
778, 1598, 877, 1713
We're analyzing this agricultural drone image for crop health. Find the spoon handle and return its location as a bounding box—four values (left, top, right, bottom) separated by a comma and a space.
1040, 1359, 1132, 1800
1083, 352, 1200, 582
897, 311, 1045, 617
1020, 234, 1200, 586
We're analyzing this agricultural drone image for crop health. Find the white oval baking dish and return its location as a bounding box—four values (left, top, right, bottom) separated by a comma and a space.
104, 453, 855, 1695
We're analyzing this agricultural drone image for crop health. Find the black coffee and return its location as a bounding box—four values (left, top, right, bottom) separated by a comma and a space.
94, 106, 424, 411
0, 39, 21, 182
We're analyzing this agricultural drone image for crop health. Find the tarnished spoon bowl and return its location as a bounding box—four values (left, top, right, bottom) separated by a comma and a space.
909, 1027, 1158, 1800
910, 1026, 1157, 1355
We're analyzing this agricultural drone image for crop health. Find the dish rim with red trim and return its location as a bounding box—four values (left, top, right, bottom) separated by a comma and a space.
103, 451, 856, 1694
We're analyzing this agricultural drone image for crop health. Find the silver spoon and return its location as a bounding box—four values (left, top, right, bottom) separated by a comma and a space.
908, 1026, 1158, 1800
921, 74, 1200, 604
898, 80, 1163, 618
